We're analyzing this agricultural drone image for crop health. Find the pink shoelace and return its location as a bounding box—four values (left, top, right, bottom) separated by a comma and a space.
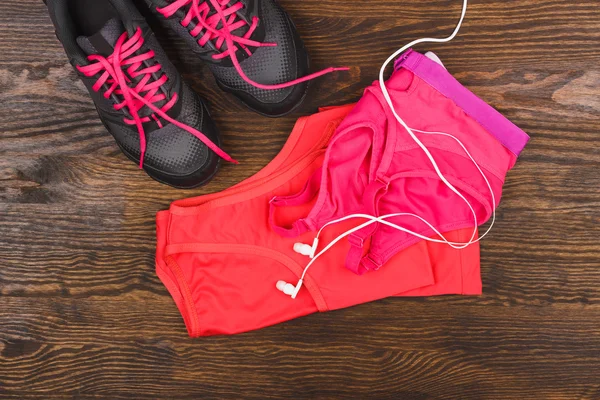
157, 0, 349, 90
77, 27, 237, 168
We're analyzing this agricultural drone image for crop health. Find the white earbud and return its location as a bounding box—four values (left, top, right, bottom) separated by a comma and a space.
293, 238, 319, 258
276, 280, 296, 295
276, 280, 304, 298
293, 243, 312, 256
424, 51, 446, 70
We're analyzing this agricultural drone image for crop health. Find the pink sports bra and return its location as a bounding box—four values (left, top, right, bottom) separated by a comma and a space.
270, 50, 529, 275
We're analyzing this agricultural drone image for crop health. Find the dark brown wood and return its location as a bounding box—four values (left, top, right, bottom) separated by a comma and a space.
1, 0, 599, 398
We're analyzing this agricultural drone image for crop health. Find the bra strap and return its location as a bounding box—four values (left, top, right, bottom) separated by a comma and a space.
345, 175, 390, 275
269, 168, 322, 238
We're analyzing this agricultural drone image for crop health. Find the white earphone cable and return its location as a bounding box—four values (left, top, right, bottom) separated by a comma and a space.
282, 0, 500, 298
313, 127, 497, 250
298, 125, 496, 285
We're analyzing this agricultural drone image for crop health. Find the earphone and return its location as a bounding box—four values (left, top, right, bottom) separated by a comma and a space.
293, 238, 319, 258
276, 0, 497, 299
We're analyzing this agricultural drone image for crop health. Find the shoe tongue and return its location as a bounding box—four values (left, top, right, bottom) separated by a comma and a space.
76, 18, 126, 57
76, 18, 166, 119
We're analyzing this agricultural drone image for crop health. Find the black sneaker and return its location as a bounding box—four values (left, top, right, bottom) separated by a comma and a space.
45, 0, 237, 189
143, 0, 348, 117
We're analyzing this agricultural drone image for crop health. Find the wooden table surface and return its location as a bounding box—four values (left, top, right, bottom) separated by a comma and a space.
1, 0, 599, 399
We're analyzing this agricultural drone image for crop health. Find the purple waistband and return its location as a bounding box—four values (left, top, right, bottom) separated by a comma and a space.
394, 50, 530, 157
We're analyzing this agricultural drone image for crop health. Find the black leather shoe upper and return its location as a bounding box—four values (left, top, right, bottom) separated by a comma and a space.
46, 0, 222, 188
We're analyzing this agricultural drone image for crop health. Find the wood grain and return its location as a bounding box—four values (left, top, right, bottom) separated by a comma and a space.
1, 0, 599, 398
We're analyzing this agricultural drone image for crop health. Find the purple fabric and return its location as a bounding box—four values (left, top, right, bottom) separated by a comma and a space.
395, 50, 530, 156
